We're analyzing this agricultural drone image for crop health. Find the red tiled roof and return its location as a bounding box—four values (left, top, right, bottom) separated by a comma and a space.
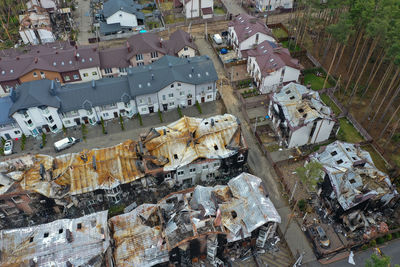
202, 7, 213, 15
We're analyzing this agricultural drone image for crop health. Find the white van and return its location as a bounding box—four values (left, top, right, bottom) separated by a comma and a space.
213, 34, 223, 45
54, 137, 77, 152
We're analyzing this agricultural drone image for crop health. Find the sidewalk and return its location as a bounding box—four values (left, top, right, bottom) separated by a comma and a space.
2, 101, 222, 159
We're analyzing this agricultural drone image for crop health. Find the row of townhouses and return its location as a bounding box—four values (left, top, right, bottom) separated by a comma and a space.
0, 30, 198, 96
0, 173, 280, 266
0, 55, 217, 139
228, 13, 302, 93
0, 114, 248, 229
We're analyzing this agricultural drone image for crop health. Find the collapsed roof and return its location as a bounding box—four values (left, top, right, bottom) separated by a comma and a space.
2, 114, 245, 199
109, 172, 281, 266
271, 83, 335, 129
0, 211, 110, 266
311, 141, 398, 211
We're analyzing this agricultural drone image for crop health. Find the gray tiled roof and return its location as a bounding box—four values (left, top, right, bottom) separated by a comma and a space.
8, 56, 218, 114
8, 79, 61, 115
0, 97, 15, 125
127, 55, 217, 96
102, 0, 144, 19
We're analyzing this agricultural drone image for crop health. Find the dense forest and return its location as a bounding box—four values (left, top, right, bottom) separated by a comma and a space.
288, 0, 400, 168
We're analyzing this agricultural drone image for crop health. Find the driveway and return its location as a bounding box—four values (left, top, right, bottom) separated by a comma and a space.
196, 35, 317, 264
221, 0, 246, 15
74, 0, 94, 44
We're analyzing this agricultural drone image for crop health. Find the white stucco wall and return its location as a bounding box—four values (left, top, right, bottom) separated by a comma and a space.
256, 0, 293, 11
283, 67, 300, 83
0, 123, 22, 140
288, 119, 334, 148
79, 67, 102, 82
106, 11, 138, 27
239, 33, 276, 51
184, 0, 200, 18
175, 159, 221, 185
177, 47, 197, 58
157, 82, 196, 110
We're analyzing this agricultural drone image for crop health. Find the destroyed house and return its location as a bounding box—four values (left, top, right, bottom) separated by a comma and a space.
0, 114, 247, 228
311, 141, 398, 216
268, 83, 338, 148
0, 211, 112, 267
109, 172, 281, 266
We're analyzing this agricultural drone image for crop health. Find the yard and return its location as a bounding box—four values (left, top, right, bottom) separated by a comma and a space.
361, 144, 389, 173
214, 7, 225, 15
320, 93, 341, 115
160, 1, 173, 10
337, 118, 364, 144
164, 14, 185, 24
272, 28, 288, 39
282, 40, 302, 53
304, 73, 333, 91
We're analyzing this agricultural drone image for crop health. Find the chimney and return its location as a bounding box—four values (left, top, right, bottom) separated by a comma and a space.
39, 164, 45, 180
160, 41, 162, 47
91, 79, 95, 88
126, 41, 131, 52
211, 119, 215, 126
16, 56, 20, 60
191, 66, 194, 73
34, 57, 38, 63
10, 88, 19, 102
92, 155, 97, 170
74, 50, 79, 60
49, 80, 56, 96
151, 74, 154, 80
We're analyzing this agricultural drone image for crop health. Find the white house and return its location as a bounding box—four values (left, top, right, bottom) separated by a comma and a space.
102, 0, 144, 28
245, 40, 302, 93
228, 13, 276, 57
268, 83, 338, 148
255, 0, 293, 12
5, 56, 218, 136
0, 97, 22, 140
174, 0, 214, 19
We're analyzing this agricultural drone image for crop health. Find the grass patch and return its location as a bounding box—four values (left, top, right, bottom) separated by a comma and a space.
272, 28, 288, 39
337, 118, 364, 144
158, 109, 163, 123
214, 7, 225, 15
108, 204, 125, 217
265, 143, 280, 152
304, 73, 333, 91
320, 94, 341, 116
361, 144, 389, 173
164, 14, 185, 24
177, 106, 183, 118
160, 1, 173, 10
195, 101, 202, 114
142, 9, 153, 14
282, 40, 302, 52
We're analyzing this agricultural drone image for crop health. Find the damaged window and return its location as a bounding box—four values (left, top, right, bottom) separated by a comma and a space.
177, 170, 184, 176
43, 232, 49, 238
349, 179, 356, 184
174, 154, 178, 160
336, 159, 343, 164
290, 96, 295, 100
30, 237, 34, 243
77, 223, 82, 230
331, 151, 337, 156
238, 154, 244, 162
190, 168, 196, 173
59, 228, 63, 234
214, 145, 219, 151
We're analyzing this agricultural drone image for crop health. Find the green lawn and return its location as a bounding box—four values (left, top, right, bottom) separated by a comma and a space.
361, 144, 389, 173
320, 93, 341, 116
304, 73, 333, 91
272, 28, 288, 39
164, 15, 185, 24
282, 40, 302, 52
160, 1, 173, 10
214, 7, 225, 15
337, 118, 364, 144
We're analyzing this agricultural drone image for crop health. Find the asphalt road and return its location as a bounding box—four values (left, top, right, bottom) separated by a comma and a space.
305, 239, 400, 266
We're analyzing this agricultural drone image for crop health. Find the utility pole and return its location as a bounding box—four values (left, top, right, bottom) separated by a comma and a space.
265, 0, 272, 25
283, 198, 299, 238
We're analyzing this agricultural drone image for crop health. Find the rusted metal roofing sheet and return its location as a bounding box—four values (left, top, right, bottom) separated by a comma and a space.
19, 140, 145, 198
0, 211, 110, 266
144, 114, 242, 171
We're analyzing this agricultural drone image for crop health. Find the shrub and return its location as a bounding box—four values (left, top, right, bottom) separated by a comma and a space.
41, 133, 47, 147
158, 109, 163, 123
361, 244, 369, 250
1, 137, 5, 146
369, 239, 376, 247
100, 117, 106, 134
376, 237, 385, 245
177, 106, 183, 118
138, 113, 143, 126
62, 124, 67, 134
196, 101, 202, 114
0, 147, 3, 156
385, 234, 392, 241
21, 134, 26, 151
393, 232, 400, 239
81, 124, 87, 141
119, 114, 125, 131
297, 199, 307, 212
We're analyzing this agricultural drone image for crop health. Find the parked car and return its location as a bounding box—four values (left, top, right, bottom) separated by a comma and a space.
3, 140, 13, 155
54, 137, 77, 152
213, 34, 223, 45
316, 225, 330, 248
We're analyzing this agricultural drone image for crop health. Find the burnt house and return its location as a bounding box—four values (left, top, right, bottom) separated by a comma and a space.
0, 114, 248, 229
311, 141, 398, 219
110, 172, 281, 266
